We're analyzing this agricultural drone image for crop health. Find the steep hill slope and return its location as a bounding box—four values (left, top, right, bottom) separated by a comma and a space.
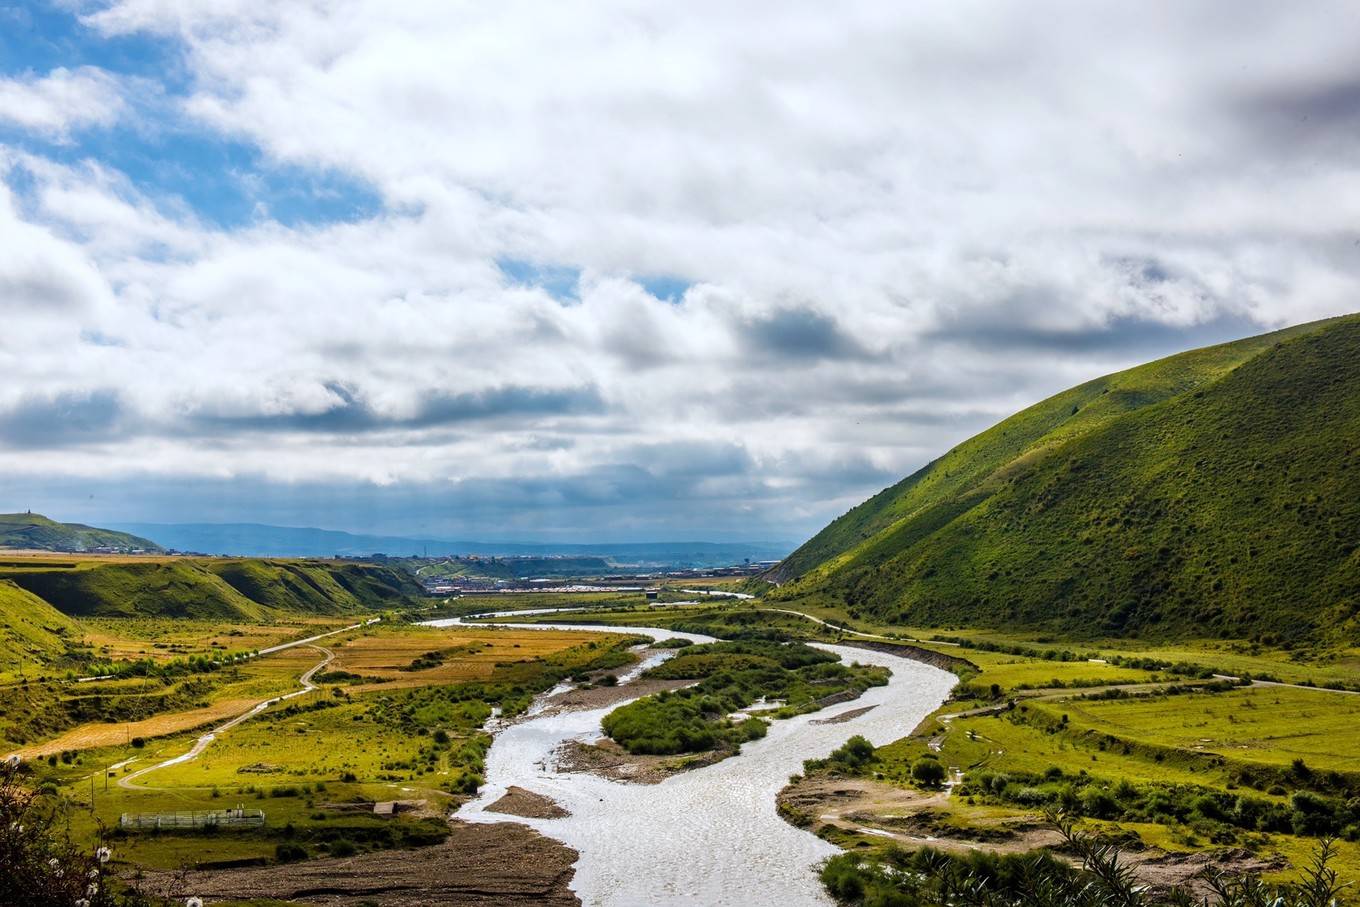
772, 315, 1360, 643
0, 513, 162, 553
0, 581, 80, 670
0, 558, 423, 620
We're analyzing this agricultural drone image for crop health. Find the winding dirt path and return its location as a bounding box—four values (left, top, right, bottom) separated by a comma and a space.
118, 645, 335, 790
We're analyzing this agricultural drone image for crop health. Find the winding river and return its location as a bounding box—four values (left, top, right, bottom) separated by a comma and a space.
423, 614, 956, 907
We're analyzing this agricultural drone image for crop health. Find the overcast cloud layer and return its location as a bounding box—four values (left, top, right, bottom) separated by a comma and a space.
0, 1, 1357, 542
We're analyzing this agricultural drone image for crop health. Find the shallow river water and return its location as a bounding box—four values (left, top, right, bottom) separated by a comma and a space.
422, 615, 955, 907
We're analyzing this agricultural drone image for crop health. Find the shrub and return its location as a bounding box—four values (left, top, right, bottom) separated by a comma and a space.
2, 761, 153, 906
275, 842, 309, 862
911, 755, 947, 786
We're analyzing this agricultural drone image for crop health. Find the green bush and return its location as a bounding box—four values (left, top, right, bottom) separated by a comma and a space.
911, 755, 947, 786
275, 842, 308, 863
603, 641, 886, 756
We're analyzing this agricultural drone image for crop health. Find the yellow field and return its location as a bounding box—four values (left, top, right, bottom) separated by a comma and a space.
10, 646, 321, 758
12, 697, 260, 758
79, 617, 345, 663
335, 625, 615, 691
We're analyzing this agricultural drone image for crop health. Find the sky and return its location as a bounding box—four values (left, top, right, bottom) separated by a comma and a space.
0, 2, 1357, 544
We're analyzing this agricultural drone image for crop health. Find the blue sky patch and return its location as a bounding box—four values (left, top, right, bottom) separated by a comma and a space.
0, 2, 384, 229
497, 257, 582, 301
0, 2, 188, 88
637, 274, 691, 302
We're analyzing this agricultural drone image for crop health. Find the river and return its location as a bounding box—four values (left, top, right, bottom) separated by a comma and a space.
422, 614, 956, 906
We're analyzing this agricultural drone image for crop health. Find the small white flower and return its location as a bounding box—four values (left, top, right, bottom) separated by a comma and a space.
48, 858, 60, 867
88, 867, 100, 879
186, 897, 204, 907
96, 845, 111, 863
75, 900, 90, 907
87, 883, 99, 896
3, 754, 19, 769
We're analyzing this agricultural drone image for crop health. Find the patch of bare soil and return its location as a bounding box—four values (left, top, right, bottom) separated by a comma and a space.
137, 819, 579, 906
778, 774, 1058, 853
1125, 847, 1290, 898
487, 785, 570, 819
810, 705, 878, 725
542, 677, 692, 714
557, 737, 731, 784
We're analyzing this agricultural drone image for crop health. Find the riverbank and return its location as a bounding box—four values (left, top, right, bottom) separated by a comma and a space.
138, 819, 580, 906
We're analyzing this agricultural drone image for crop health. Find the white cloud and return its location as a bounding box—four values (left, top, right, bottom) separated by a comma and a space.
0, 2, 1356, 538
0, 67, 126, 139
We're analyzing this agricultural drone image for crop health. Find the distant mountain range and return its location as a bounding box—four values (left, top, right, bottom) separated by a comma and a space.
109, 522, 791, 568
0, 512, 163, 553
771, 314, 1360, 643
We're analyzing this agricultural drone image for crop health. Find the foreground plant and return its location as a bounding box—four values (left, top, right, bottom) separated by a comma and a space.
1, 760, 154, 907
821, 815, 1351, 907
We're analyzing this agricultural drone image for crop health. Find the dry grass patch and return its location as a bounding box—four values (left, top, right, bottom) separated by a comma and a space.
12, 697, 260, 758
11, 646, 323, 758
79, 617, 342, 663
334, 626, 612, 691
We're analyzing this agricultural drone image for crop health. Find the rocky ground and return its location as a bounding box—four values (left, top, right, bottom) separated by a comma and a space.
137, 820, 580, 906
486, 784, 570, 819
541, 676, 691, 714
557, 736, 731, 784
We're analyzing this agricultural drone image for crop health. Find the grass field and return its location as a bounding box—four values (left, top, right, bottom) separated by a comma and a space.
7, 645, 324, 757
16, 620, 642, 871
782, 611, 1360, 884
1049, 685, 1360, 774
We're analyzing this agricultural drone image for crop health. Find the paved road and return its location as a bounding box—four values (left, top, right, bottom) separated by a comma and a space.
119, 645, 335, 790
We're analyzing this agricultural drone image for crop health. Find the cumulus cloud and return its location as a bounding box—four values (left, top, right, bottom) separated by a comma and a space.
0, 67, 125, 138
0, 2, 1357, 540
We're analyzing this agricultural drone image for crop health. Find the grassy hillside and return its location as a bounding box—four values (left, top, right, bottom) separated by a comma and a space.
0, 558, 422, 621
0, 513, 162, 553
773, 315, 1360, 643
0, 580, 80, 670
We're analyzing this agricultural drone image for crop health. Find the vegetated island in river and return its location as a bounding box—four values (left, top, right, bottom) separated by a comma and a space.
561, 637, 890, 784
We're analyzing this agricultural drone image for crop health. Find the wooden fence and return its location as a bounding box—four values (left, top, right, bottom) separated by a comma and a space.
118, 807, 265, 830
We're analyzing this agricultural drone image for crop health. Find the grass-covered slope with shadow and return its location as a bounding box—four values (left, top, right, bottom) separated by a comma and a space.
0, 580, 81, 668
0, 557, 423, 621
773, 315, 1360, 644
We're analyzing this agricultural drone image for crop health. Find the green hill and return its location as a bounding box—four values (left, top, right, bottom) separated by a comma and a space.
772, 315, 1360, 643
0, 513, 163, 554
0, 581, 80, 671
0, 558, 423, 621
